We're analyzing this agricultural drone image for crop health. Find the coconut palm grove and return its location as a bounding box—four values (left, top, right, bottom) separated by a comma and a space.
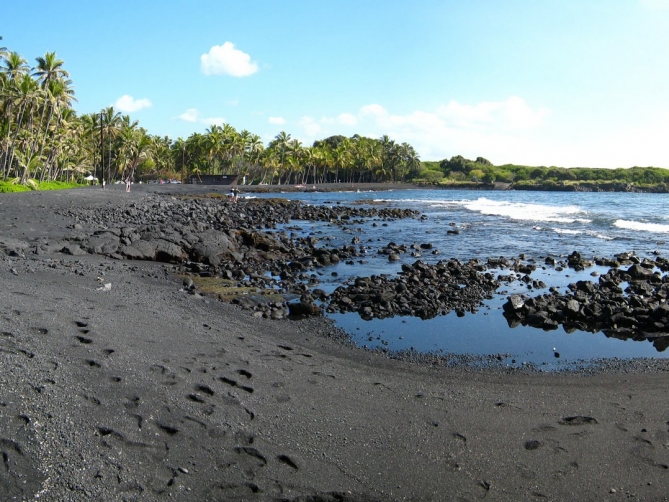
0, 41, 423, 189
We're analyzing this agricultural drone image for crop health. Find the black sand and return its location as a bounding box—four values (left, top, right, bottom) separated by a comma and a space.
1, 185, 669, 501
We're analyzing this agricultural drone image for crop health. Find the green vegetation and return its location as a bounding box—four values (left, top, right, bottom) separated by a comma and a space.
411, 155, 669, 190
0, 179, 82, 192
0, 181, 30, 193
1, 38, 420, 186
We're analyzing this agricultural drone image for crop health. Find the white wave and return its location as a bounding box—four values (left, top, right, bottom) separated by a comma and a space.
552, 228, 613, 240
614, 219, 669, 233
460, 198, 587, 223
553, 229, 583, 235
373, 198, 466, 205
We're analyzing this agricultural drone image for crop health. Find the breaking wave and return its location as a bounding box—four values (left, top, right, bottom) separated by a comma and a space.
614, 220, 669, 233
459, 198, 589, 223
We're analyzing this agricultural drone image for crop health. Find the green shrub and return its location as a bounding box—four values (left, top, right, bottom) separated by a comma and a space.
0, 182, 31, 193
0, 180, 84, 192
37, 181, 82, 190
416, 168, 444, 183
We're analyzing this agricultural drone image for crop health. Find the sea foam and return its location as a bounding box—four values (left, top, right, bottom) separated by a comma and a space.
460, 198, 588, 223
614, 220, 669, 233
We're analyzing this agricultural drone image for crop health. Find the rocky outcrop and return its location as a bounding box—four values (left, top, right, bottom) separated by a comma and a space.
327, 259, 501, 320
503, 259, 669, 351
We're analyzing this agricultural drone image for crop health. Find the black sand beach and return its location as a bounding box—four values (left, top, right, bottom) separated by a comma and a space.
2, 185, 669, 501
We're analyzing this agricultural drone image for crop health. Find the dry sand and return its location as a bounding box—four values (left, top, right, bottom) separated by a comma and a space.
1, 185, 669, 501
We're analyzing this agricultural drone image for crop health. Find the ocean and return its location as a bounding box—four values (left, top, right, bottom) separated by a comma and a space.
248, 188, 669, 369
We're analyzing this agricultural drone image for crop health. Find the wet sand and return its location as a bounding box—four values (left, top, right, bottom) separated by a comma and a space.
1, 185, 669, 501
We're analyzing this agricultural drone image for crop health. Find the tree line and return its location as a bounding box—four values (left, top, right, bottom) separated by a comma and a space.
417, 155, 669, 186
0, 39, 421, 187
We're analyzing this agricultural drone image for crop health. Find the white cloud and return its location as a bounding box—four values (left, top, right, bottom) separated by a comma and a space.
437, 96, 549, 130
337, 113, 358, 126
360, 104, 387, 118
177, 108, 226, 127
354, 99, 550, 164
178, 108, 199, 122
114, 94, 152, 113
552, 112, 669, 168
291, 98, 552, 165
200, 42, 259, 77
298, 116, 323, 137
325, 98, 669, 168
202, 116, 226, 126
268, 116, 286, 125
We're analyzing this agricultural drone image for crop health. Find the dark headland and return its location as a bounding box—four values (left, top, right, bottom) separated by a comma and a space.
2, 184, 669, 502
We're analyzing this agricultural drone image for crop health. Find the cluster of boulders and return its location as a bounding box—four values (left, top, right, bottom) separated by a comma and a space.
45, 196, 422, 317
327, 259, 501, 320
51, 196, 418, 270
57, 196, 417, 233
503, 253, 669, 351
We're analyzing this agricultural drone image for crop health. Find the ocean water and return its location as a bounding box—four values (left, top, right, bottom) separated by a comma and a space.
248, 188, 669, 368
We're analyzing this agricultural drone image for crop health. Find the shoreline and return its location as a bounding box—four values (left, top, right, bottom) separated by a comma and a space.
2, 187, 669, 500
231, 180, 669, 194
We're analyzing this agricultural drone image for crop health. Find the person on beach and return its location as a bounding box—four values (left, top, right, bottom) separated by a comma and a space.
125, 177, 131, 192
102, 179, 105, 189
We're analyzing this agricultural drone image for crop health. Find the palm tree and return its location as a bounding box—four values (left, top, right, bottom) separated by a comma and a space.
118, 125, 151, 180
260, 147, 280, 185
286, 138, 304, 184
29, 53, 72, 157
100, 106, 121, 183
2, 73, 39, 178
1, 51, 29, 81
332, 139, 351, 183
148, 135, 173, 178
37, 77, 76, 178
33, 52, 69, 88
204, 125, 227, 174
302, 146, 319, 184
171, 136, 187, 179
402, 143, 421, 181
245, 132, 263, 165
14, 148, 42, 185
270, 131, 291, 184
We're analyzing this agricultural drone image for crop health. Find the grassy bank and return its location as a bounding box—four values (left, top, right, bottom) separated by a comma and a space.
0, 180, 85, 193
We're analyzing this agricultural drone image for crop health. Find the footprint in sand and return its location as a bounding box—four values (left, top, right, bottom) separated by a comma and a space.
559, 416, 598, 426
155, 422, 179, 436
277, 454, 299, 470
220, 376, 254, 394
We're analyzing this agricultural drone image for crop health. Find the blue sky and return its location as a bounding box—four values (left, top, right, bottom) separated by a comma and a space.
3, 0, 669, 167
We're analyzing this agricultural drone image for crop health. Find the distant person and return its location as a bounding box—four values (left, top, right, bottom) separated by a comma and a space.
102, 179, 105, 189
125, 177, 131, 192
230, 186, 239, 203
